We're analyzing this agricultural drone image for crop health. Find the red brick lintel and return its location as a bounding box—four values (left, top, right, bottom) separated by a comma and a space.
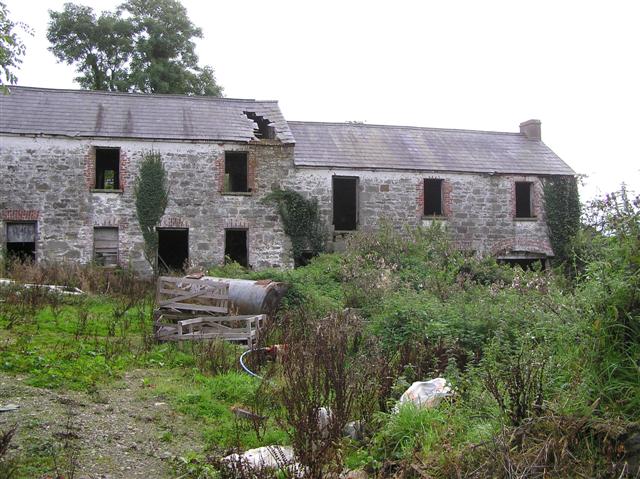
1, 209, 40, 221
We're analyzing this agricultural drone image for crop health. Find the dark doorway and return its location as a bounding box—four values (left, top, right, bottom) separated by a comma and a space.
157, 228, 188, 272
333, 176, 358, 231
499, 258, 546, 271
225, 229, 248, 267
6, 222, 36, 262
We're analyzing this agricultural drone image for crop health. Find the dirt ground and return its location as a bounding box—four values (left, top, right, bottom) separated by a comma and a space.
0, 369, 205, 478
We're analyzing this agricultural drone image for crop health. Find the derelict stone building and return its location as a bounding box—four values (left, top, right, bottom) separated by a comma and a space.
0, 87, 575, 272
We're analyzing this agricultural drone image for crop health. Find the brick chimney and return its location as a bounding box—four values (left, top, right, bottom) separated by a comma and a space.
519, 119, 541, 140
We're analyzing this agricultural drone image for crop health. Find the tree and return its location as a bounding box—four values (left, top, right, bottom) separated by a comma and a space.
122, 0, 222, 96
135, 152, 169, 276
0, 1, 31, 90
47, 0, 223, 96
47, 4, 134, 91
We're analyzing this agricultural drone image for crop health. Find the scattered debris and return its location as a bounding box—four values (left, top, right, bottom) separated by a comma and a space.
397, 378, 451, 410
223, 445, 299, 473
317, 406, 333, 439
0, 278, 83, 295
0, 404, 19, 412
230, 406, 267, 422
343, 420, 365, 441
342, 469, 368, 479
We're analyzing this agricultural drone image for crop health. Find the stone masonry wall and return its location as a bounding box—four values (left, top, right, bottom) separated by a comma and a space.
1, 133, 555, 271
284, 168, 554, 257
0, 135, 295, 273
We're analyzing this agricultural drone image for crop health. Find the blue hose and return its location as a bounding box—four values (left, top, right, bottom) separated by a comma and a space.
239, 347, 265, 379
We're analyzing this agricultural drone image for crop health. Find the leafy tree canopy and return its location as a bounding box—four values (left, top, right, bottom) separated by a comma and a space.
47, 0, 223, 96
0, 1, 31, 90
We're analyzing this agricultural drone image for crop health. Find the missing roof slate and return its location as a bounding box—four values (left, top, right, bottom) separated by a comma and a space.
244, 111, 276, 140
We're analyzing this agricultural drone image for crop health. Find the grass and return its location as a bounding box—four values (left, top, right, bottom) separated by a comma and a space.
142, 369, 288, 450
0, 289, 288, 478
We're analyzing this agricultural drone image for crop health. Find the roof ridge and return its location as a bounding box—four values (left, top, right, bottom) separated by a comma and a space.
9, 85, 281, 104
288, 120, 522, 136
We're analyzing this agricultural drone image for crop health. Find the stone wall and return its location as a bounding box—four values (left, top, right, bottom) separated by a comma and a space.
284, 168, 554, 257
0, 135, 295, 273
1, 134, 556, 272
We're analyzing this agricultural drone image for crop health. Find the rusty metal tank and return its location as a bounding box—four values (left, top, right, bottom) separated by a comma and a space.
202, 276, 288, 315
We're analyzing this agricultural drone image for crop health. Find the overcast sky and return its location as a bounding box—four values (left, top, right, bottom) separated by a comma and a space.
4, 0, 639, 201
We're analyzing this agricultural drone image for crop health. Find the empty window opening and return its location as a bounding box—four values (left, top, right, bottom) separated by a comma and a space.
424, 179, 443, 216
515, 182, 533, 218
94, 227, 118, 266
6, 222, 36, 262
499, 258, 546, 271
244, 111, 275, 140
157, 228, 189, 273
225, 229, 248, 267
333, 177, 358, 231
224, 152, 249, 192
95, 147, 120, 190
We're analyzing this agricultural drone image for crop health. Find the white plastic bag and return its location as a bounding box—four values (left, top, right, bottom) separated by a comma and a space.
223, 445, 294, 469
397, 378, 451, 410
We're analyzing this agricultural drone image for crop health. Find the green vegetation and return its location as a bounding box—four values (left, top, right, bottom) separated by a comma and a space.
47, 0, 223, 95
135, 151, 169, 275
1, 187, 638, 478
543, 175, 581, 265
0, 1, 31, 89
263, 189, 326, 266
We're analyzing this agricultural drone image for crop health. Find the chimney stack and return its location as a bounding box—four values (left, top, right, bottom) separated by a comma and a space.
519, 119, 541, 140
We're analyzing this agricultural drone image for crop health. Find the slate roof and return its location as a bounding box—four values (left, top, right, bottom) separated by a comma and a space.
0, 86, 294, 143
288, 121, 574, 175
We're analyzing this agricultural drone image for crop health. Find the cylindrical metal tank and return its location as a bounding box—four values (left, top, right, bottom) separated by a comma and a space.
203, 277, 288, 315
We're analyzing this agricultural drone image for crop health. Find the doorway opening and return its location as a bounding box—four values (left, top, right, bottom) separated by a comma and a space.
225, 229, 248, 267
157, 228, 188, 272
6, 222, 36, 262
332, 176, 358, 231
499, 257, 546, 271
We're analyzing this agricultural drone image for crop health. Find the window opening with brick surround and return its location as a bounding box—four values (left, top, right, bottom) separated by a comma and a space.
6, 221, 36, 261
224, 152, 249, 192
515, 182, 534, 218
225, 229, 248, 267
93, 227, 118, 266
423, 179, 443, 216
95, 147, 120, 190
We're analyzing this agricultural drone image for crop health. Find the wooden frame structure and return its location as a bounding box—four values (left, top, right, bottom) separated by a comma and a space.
154, 276, 264, 348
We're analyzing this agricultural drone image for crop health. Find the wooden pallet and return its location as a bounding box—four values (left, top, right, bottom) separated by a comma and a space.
154, 276, 263, 348
156, 276, 229, 315
155, 314, 265, 348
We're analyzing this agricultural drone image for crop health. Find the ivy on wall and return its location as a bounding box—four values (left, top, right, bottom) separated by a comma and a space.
543, 176, 581, 264
135, 152, 169, 275
264, 189, 325, 266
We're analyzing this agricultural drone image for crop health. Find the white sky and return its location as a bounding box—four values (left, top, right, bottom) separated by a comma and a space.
5, 0, 640, 201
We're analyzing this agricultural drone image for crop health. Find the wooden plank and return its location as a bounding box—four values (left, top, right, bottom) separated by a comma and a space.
161, 302, 228, 313
178, 314, 263, 325
7, 222, 36, 242
158, 290, 220, 306
158, 287, 229, 300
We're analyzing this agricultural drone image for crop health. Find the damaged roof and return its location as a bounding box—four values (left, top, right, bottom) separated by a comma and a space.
289, 121, 574, 175
0, 86, 294, 143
